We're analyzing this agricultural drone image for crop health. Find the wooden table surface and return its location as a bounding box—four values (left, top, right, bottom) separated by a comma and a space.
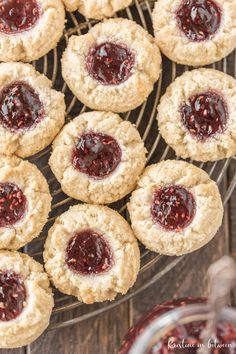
1, 160, 235, 354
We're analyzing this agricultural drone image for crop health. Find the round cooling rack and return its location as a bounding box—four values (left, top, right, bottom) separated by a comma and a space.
22, 0, 236, 332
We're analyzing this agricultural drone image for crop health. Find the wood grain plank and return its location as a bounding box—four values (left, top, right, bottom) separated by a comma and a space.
28, 302, 130, 354
129, 221, 228, 326
228, 160, 236, 305
0, 349, 25, 354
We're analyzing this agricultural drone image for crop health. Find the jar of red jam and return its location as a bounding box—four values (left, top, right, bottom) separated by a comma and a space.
119, 297, 236, 354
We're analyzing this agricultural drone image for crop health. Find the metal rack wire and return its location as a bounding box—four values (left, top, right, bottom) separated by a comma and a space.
24, 0, 236, 331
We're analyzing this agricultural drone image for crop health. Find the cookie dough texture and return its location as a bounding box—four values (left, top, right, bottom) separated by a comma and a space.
157, 69, 236, 162
63, 0, 132, 19
152, 0, 236, 66
44, 204, 140, 304
128, 160, 223, 256
49, 111, 147, 204
0, 63, 65, 158
0, 0, 65, 62
0, 251, 54, 348
0, 156, 51, 250
62, 18, 162, 112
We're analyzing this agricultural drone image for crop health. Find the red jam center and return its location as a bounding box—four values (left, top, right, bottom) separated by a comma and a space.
0, 0, 41, 34
181, 91, 228, 140
119, 297, 236, 354
72, 132, 122, 179
65, 230, 113, 275
0, 81, 45, 132
0, 271, 26, 321
0, 183, 27, 227
176, 0, 222, 42
151, 185, 196, 232
86, 42, 135, 85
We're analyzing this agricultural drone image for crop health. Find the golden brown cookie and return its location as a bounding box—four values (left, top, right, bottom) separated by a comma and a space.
0, 251, 54, 348
0, 155, 51, 250
0, 63, 65, 158
128, 160, 223, 256
157, 69, 236, 162
0, 0, 65, 62
49, 111, 147, 204
153, 0, 236, 66
62, 18, 161, 112
44, 204, 140, 304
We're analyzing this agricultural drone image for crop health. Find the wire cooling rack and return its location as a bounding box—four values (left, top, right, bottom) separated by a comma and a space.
23, 0, 236, 331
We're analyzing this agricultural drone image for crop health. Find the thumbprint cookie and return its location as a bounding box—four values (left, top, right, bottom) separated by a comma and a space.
0, 251, 53, 348
62, 18, 161, 113
128, 160, 223, 256
0, 0, 65, 62
0, 63, 65, 158
0, 155, 51, 250
49, 111, 147, 204
152, 0, 236, 66
157, 69, 236, 162
44, 204, 140, 304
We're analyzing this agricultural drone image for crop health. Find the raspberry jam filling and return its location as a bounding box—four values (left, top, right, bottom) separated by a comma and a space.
0, 183, 27, 227
65, 229, 113, 275
0, 271, 26, 321
72, 132, 122, 179
181, 91, 228, 140
151, 185, 196, 232
0, 81, 45, 132
119, 297, 236, 354
0, 0, 41, 34
176, 0, 222, 42
86, 42, 135, 85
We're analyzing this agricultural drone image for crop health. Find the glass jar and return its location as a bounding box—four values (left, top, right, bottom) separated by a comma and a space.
119, 297, 236, 354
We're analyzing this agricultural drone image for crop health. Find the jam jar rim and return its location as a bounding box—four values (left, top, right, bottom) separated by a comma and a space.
128, 303, 236, 354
